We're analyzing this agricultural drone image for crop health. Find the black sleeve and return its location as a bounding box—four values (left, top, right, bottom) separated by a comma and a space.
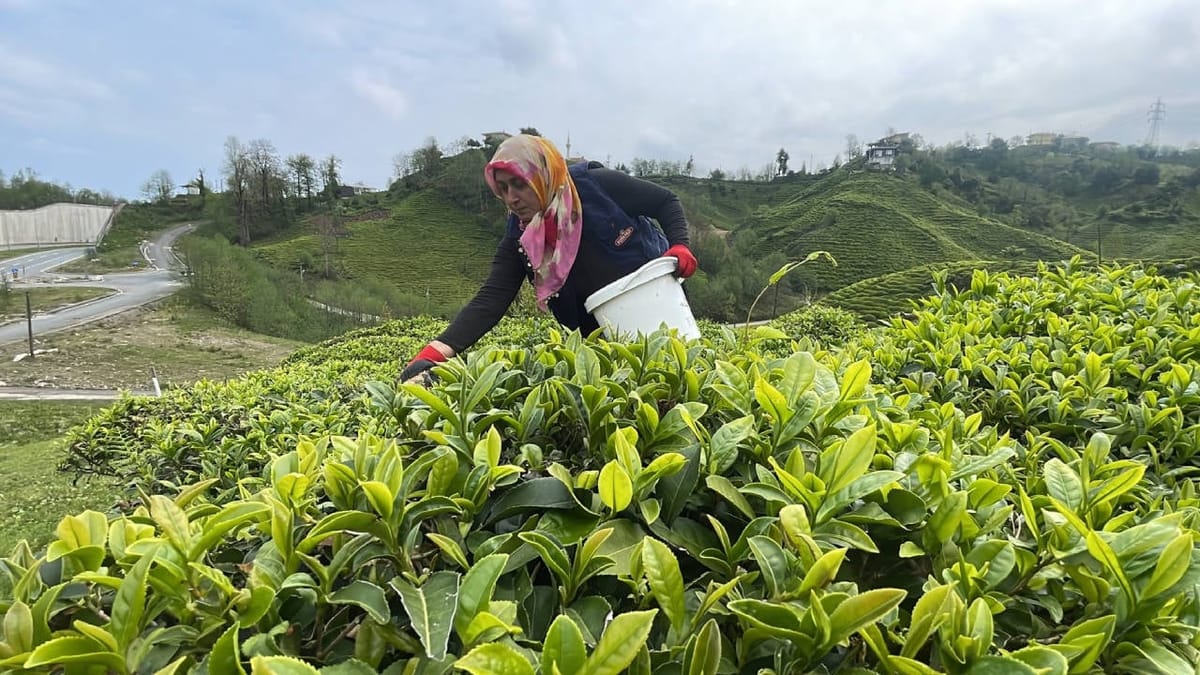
436, 237, 526, 353
588, 168, 691, 246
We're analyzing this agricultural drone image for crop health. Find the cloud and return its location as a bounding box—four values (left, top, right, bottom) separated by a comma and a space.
349, 68, 408, 120
0, 41, 114, 101
3, 0, 1198, 198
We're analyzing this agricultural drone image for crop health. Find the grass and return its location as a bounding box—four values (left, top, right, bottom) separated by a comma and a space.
0, 401, 118, 559
0, 285, 114, 322
0, 297, 305, 390
252, 191, 500, 307
52, 244, 147, 274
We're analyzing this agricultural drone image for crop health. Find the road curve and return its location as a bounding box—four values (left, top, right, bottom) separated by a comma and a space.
0, 223, 194, 346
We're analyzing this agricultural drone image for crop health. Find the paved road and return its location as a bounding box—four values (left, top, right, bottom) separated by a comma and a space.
1, 247, 89, 280
0, 223, 194, 346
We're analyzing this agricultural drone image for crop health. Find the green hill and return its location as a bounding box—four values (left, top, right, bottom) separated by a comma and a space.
135, 137, 1197, 336
252, 191, 500, 306
705, 171, 1085, 294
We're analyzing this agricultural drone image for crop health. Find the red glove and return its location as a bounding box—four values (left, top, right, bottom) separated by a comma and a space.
401, 344, 447, 382
663, 244, 698, 278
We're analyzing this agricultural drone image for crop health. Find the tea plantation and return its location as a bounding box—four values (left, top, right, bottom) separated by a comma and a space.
2, 258, 1199, 673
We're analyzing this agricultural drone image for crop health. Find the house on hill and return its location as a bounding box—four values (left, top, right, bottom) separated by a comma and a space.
1026, 132, 1058, 146
336, 183, 377, 199
865, 133, 908, 170
1090, 141, 1121, 152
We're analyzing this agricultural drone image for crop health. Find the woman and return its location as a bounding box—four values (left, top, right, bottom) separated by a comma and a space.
400, 134, 697, 382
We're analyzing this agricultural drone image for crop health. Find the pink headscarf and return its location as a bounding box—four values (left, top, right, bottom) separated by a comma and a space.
484, 135, 582, 310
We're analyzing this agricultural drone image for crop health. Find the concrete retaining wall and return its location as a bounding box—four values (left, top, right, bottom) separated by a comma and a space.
0, 203, 117, 248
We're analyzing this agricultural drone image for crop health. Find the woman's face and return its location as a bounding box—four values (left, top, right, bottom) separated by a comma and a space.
492, 169, 540, 223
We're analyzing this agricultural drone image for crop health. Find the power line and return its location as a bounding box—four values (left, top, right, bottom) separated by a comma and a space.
1145, 97, 1166, 147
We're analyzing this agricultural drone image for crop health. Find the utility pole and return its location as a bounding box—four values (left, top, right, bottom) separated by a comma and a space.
25, 291, 34, 358
1145, 97, 1166, 149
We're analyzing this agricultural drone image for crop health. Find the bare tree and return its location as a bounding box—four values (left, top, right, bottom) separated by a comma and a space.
223, 137, 251, 246
776, 148, 790, 176
141, 169, 174, 203
845, 134, 861, 160
247, 139, 280, 208
392, 152, 413, 179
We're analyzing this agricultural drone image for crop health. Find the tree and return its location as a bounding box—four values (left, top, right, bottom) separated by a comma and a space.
519, 127, 541, 136
392, 152, 413, 179
285, 154, 317, 208
192, 169, 209, 204
685, 155, 694, 176
845, 135, 861, 160
776, 148, 789, 177
708, 168, 726, 181
247, 139, 280, 209
223, 137, 251, 245
411, 138, 443, 177
320, 155, 342, 201
141, 169, 174, 203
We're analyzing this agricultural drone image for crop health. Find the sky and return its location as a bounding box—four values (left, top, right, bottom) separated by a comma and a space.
1, 0, 1198, 199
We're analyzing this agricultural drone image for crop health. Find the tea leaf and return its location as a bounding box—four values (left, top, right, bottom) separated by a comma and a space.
543, 614, 587, 675
708, 416, 755, 475
748, 536, 790, 599
330, 580, 391, 624
821, 425, 877, 495
391, 571, 460, 660
581, 610, 658, 675
1085, 532, 1135, 604
24, 636, 124, 670
901, 582, 959, 659
1044, 459, 1083, 511
211, 623, 247, 675
827, 588, 906, 645
598, 461, 634, 512
839, 360, 871, 400
798, 547, 847, 594
250, 656, 321, 675
642, 537, 687, 633
705, 475, 754, 519
426, 533, 471, 570
2, 600, 33, 654
456, 554, 509, 636
455, 642, 534, 675
111, 544, 157, 650
684, 618, 722, 675
1141, 533, 1192, 600
657, 444, 700, 522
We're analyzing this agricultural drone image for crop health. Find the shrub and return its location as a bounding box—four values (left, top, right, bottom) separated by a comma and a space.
3, 260, 1199, 672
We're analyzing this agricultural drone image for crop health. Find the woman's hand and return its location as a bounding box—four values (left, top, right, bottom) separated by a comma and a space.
663, 244, 698, 278
401, 342, 453, 386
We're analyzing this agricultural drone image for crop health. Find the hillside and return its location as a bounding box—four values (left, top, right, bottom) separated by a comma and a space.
913, 142, 1200, 260
108, 138, 1194, 332
251, 191, 501, 307
687, 170, 1085, 294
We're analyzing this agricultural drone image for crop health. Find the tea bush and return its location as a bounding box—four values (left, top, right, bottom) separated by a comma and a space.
3, 260, 1199, 673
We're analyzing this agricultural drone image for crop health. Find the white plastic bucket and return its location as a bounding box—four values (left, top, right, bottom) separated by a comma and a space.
584, 257, 702, 341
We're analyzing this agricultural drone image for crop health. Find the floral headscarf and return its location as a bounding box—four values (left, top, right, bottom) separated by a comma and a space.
484, 134, 582, 309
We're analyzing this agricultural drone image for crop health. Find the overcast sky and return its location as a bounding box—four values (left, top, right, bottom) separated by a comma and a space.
2, 0, 1197, 199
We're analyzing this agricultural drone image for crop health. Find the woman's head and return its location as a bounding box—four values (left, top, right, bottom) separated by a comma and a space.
483, 133, 583, 309
484, 134, 574, 224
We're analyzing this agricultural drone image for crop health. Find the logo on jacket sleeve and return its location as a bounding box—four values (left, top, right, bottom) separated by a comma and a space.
614, 226, 634, 247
